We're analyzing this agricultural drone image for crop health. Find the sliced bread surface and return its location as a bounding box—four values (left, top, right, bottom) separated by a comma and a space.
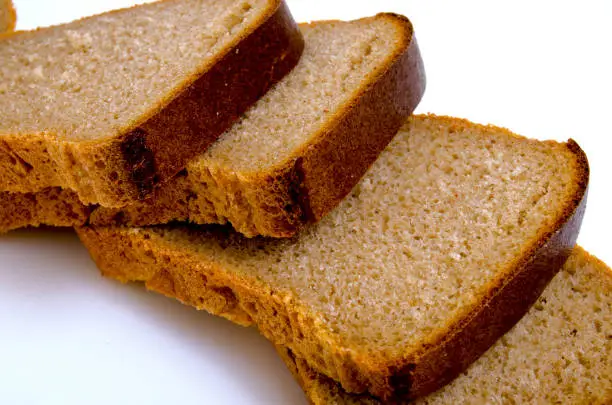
277, 246, 612, 405
0, 14, 425, 237
76, 115, 588, 401
0, 0, 15, 33
0, 0, 303, 207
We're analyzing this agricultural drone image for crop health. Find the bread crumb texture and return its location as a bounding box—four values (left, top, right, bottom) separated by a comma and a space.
201, 16, 401, 172
279, 247, 612, 405
0, 0, 267, 141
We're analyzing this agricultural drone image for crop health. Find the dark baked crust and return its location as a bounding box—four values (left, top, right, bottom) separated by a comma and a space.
0, 0, 303, 208
0, 0, 16, 33
0, 187, 89, 232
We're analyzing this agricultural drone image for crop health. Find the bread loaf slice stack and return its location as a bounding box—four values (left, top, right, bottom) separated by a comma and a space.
276, 246, 612, 404
0, 14, 425, 237
1, 2, 606, 403
0, 0, 15, 33
0, 0, 303, 207
76, 115, 589, 401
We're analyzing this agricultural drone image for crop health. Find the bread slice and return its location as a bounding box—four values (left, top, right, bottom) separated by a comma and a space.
0, 0, 15, 33
276, 246, 612, 405
0, 14, 425, 237
0, 0, 303, 207
76, 115, 589, 401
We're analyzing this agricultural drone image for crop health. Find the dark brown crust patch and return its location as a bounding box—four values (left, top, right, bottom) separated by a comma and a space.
120, 128, 157, 199
286, 157, 312, 222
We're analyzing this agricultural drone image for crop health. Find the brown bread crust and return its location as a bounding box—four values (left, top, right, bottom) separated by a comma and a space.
74, 133, 589, 402
0, 14, 425, 238
276, 345, 380, 405
0, 0, 304, 208
0, 187, 89, 232
0, 0, 16, 33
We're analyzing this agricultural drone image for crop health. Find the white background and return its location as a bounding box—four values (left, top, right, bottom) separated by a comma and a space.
1, 1, 611, 404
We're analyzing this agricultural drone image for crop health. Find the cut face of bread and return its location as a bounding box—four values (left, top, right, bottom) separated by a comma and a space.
0, 0, 303, 207
76, 115, 588, 401
276, 247, 612, 405
195, 16, 419, 174
0, 0, 15, 33
0, 14, 425, 237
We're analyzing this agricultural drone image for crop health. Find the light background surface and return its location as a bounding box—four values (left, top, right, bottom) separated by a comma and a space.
1, 1, 611, 404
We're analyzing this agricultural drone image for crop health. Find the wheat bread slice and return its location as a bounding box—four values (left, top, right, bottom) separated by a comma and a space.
76, 115, 589, 401
0, 14, 425, 237
0, 0, 15, 33
276, 246, 612, 405
0, 0, 303, 207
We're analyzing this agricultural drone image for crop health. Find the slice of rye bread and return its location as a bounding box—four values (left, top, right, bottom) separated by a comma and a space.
276, 246, 612, 405
76, 115, 589, 401
0, 0, 303, 207
0, 0, 15, 33
0, 13, 425, 237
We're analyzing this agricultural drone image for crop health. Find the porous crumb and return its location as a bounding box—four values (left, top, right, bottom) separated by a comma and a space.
0, 0, 266, 141
280, 248, 612, 405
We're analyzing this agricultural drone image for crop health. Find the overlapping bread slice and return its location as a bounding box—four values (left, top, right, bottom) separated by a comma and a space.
0, 0, 15, 33
276, 246, 612, 404
0, 0, 303, 207
76, 115, 588, 401
0, 13, 425, 237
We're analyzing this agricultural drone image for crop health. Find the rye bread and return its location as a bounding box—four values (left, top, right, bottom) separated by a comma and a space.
0, 0, 303, 207
76, 115, 588, 401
